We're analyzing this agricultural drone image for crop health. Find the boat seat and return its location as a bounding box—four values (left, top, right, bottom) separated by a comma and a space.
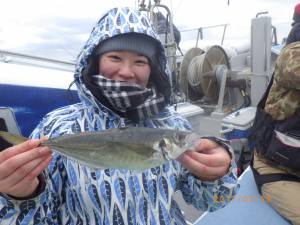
0, 107, 20, 134
0, 107, 20, 150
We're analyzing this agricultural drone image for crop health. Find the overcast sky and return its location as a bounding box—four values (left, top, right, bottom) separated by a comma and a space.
0, 0, 298, 61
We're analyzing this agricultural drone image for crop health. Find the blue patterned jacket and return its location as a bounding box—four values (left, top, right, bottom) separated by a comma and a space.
0, 7, 238, 225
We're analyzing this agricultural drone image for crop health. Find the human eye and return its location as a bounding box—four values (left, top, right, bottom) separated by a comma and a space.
135, 58, 149, 66
106, 53, 121, 62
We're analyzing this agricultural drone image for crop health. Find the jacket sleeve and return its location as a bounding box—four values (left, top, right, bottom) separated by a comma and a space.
0, 125, 67, 224
0, 155, 67, 224
178, 143, 239, 212
0, 194, 38, 224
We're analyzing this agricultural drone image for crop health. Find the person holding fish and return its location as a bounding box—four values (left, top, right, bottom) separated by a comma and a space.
0, 7, 238, 225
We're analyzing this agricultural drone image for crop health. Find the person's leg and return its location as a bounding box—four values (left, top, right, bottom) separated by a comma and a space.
262, 181, 300, 225
254, 154, 300, 225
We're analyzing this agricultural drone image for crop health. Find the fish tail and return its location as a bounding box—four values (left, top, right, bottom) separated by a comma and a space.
0, 131, 28, 145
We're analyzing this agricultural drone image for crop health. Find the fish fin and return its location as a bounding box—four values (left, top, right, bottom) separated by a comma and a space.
0, 131, 28, 145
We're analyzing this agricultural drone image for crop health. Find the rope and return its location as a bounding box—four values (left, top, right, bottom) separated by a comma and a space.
187, 55, 204, 94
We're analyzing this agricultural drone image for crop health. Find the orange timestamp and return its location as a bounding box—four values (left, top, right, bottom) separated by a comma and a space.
214, 195, 271, 203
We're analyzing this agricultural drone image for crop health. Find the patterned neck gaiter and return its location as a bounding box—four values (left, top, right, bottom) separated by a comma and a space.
92, 75, 166, 121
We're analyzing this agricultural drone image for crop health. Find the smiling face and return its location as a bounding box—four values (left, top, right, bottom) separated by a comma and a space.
98, 51, 151, 87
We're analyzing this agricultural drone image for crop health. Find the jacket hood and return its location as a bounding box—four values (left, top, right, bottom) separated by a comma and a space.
74, 7, 171, 111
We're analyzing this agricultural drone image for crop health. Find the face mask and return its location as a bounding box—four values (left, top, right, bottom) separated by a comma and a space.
92, 75, 166, 121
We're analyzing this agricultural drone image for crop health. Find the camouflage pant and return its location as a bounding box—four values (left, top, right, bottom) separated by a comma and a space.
253, 153, 300, 225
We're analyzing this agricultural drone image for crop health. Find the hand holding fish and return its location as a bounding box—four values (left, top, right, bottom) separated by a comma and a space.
178, 138, 231, 181
0, 139, 52, 198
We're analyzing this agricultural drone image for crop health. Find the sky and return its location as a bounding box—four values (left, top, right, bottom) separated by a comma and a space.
0, 0, 299, 62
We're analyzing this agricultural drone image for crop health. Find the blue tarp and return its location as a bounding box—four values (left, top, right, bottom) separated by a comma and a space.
194, 167, 290, 225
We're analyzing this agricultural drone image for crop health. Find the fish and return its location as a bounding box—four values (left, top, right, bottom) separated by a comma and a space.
0, 127, 200, 170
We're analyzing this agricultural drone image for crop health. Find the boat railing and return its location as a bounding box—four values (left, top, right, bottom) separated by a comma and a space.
180, 23, 230, 47
0, 49, 75, 72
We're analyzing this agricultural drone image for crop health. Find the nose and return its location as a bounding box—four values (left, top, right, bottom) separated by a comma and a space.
118, 62, 134, 79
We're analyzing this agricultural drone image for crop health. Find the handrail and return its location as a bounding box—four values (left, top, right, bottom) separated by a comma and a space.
180, 23, 230, 32
181, 23, 230, 47
0, 49, 75, 72
0, 49, 75, 66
